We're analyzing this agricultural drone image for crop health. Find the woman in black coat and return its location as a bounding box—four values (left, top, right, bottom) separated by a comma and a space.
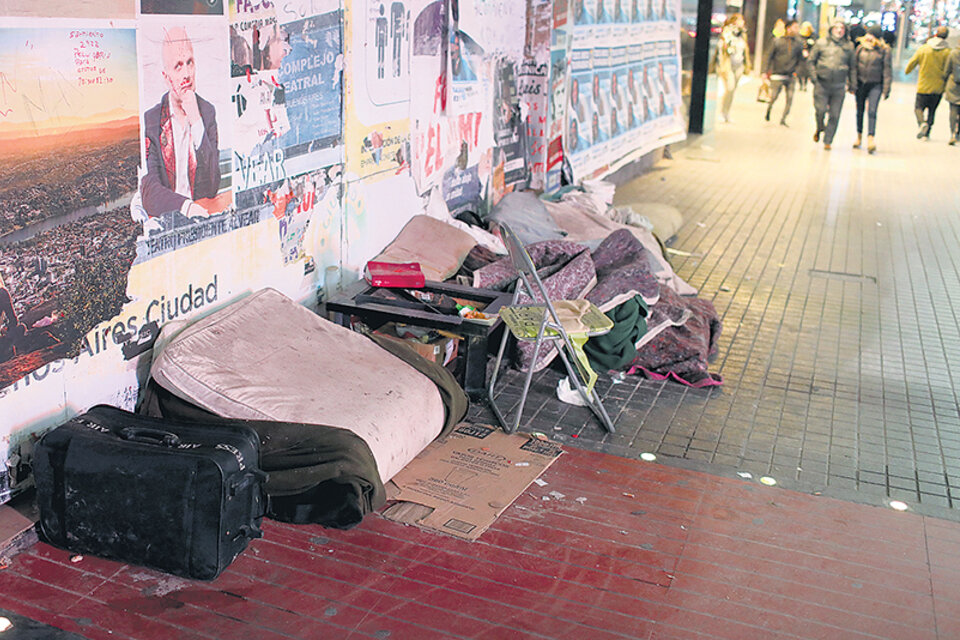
852, 25, 892, 153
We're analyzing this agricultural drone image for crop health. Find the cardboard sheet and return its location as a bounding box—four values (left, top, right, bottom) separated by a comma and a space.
383, 424, 562, 541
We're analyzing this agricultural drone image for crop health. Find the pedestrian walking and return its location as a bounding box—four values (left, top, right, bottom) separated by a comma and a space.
905, 26, 951, 139
797, 22, 816, 91
809, 19, 855, 150
763, 19, 804, 126
716, 13, 751, 124
944, 38, 960, 145
852, 25, 892, 153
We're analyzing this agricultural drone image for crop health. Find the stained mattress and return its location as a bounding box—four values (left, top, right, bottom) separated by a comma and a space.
149, 288, 447, 483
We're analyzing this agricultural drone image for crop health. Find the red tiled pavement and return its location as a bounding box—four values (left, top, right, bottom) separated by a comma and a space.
1, 444, 957, 639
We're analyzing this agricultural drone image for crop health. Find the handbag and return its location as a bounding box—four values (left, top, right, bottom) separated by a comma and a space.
756, 77, 772, 103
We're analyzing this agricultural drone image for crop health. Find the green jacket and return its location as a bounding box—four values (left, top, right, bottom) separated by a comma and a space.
905, 37, 951, 94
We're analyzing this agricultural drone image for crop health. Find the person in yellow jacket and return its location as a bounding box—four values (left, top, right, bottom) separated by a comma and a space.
905, 26, 952, 139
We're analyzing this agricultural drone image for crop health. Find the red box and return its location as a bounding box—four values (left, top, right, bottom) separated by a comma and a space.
364, 261, 426, 288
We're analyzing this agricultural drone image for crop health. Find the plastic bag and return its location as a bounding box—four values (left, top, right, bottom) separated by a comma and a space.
757, 77, 772, 103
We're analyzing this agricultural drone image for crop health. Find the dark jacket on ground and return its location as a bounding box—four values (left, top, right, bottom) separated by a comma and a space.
809, 34, 855, 90
853, 41, 892, 97
944, 47, 960, 104
765, 35, 804, 76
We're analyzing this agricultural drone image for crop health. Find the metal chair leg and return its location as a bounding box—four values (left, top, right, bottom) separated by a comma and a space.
508, 314, 550, 433
487, 324, 512, 432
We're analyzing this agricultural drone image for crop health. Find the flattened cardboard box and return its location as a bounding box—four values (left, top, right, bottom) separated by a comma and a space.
383, 424, 563, 541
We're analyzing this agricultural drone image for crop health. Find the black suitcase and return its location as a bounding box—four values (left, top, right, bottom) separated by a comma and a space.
33, 405, 267, 580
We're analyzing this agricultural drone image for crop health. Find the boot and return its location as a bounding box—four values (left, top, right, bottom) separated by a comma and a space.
852, 134, 862, 149
867, 135, 876, 154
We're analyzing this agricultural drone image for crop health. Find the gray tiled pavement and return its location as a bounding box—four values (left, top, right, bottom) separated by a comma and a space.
471, 79, 960, 520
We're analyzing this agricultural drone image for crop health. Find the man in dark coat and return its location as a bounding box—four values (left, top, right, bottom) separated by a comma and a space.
764, 19, 805, 125
809, 19, 855, 150
141, 26, 221, 219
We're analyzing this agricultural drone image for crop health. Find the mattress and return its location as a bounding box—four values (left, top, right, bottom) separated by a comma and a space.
149, 288, 446, 482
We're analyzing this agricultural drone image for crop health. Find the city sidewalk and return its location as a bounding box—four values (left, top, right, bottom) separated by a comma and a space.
476, 77, 960, 521
0, 79, 959, 638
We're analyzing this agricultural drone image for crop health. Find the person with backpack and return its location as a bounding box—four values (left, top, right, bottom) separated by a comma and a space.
851, 25, 892, 153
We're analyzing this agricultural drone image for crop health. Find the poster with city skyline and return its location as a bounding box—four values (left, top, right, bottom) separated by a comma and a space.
0, 27, 140, 389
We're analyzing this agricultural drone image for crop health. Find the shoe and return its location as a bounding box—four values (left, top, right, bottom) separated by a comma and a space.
780, 120, 789, 127
852, 134, 862, 149
813, 130, 821, 142
950, 137, 957, 146
918, 123, 930, 138
765, 111, 771, 122
824, 143, 831, 150
867, 136, 876, 154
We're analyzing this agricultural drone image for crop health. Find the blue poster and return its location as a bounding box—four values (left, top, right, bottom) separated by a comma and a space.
442, 165, 482, 216
277, 11, 342, 158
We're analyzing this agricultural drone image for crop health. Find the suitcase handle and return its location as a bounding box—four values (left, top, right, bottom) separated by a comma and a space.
119, 427, 181, 448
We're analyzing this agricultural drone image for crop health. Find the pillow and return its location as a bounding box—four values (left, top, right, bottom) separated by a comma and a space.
373, 215, 477, 282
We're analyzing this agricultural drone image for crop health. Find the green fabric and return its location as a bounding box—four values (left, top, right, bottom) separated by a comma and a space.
139, 380, 386, 529
583, 296, 649, 371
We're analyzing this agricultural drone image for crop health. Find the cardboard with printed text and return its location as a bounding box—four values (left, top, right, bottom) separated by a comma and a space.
382, 424, 562, 541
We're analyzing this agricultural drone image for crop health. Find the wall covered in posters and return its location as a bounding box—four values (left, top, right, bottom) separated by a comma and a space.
0, 0, 683, 503
563, 0, 684, 181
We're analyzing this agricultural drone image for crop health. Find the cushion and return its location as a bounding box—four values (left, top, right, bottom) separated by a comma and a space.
149, 288, 446, 483
373, 215, 477, 282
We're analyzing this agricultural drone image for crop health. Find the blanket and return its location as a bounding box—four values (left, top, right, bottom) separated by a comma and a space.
627, 283, 723, 387
473, 230, 662, 372
544, 197, 698, 296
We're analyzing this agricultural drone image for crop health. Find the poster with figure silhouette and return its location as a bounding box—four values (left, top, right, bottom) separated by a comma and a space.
364, 0, 410, 106
346, 0, 426, 180
0, 27, 140, 390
